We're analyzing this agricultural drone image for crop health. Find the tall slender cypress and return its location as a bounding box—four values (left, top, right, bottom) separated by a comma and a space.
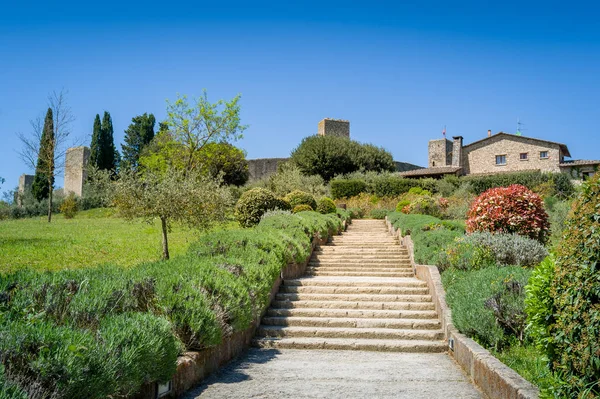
101, 111, 117, 172
31, 108, 55, 201
89, 114, 102, 169
121, 113, 156, 170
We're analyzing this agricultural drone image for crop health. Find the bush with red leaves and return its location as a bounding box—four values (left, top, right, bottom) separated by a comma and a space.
466, 184, 550, 243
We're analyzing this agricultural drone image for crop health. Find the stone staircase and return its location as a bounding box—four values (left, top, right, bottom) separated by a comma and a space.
253, 219, 446, 352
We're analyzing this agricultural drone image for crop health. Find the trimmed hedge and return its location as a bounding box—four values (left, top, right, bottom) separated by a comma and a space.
0, 212, 343, 398
462, 171, 574, 198
316, 197, 336, 214
234, 188, 290, 227
283, 190, 317, 210
330, 179, 367, 199
330, 175, 438, 200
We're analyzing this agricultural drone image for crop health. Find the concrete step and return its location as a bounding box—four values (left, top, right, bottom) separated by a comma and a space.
266, 307, 439, 320
275, 293, 432, 303
283, 278, 426, 288
252, 337, 447, 353
261, 316, 441, 329
270, 300, 435, 311
305, 270, 414, 277
279, 285, 429, 295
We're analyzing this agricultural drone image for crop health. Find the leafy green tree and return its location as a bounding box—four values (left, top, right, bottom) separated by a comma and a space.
121, 113, 156, 171
165, 91, 247, 172
197, 142, 249, 186
31, 108, 55, 202
113, 168, 231, 260
352, 143, 396, 173
90, 111, 117, 173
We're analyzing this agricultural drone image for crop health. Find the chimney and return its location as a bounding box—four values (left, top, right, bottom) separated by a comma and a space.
452, 136, 463, 168
487, 129, 492, 137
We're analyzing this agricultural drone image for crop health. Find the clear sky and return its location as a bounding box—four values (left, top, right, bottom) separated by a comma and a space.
1, 1, 599, 194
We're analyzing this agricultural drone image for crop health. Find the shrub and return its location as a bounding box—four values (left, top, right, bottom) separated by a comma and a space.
335, 208, 352, 225
548, 173, 600, 397
436, 175, 460, 197
412, 228, 463, 265
283, 190, 317, 210
545, 197, 572, 247
347, 207, 364, 219
369, 209, 391, 219
396, 200, 411, 212
461, 171, 574, 199
330, 179, 367, 199
407, 196, 442, 218
443, 267, 531, 350
408, 187, 424, 195
59, 192, 79, 219
292, 204, 313, 213
372, 176, 418, 197
466, 184, 550, 243
234, 188, 282, 227
525, 256, 556, 359
316, 197, 336, 214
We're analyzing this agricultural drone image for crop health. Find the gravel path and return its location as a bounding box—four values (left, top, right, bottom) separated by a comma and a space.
183, 348, 484, 398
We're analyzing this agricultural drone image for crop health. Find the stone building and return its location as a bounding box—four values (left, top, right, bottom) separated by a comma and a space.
64, 146, 90, 196
317, 118, 350, 138
401, 131, 599, 180
17, 174, 34, 206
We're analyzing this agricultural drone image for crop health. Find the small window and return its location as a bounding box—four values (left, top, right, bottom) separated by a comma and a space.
496, 155, 507, 165
520, 153, 528, 160
540, 151, 549, 159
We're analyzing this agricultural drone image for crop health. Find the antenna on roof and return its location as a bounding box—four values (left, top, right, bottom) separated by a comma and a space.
516, 118, 525, 136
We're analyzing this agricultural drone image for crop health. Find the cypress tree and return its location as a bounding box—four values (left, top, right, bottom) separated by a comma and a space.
31, 108, 55, 201
89, 114, 102, 169
101, 111, 117, 172
121, 113, 156, 170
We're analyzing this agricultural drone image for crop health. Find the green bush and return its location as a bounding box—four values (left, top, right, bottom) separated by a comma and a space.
548, 173, 600, 397
335, 208, 352, 224
525, 256, 556, 360
284, 190, 317, 210
443, 267, 531, 350
234, 188, 281, 227
461, 171, 574, 199
369, 209, 391, 219
347, 207, 364, 219
407, 196, 441, 217
330, 179, 368, 199
292, 204, 313, 213
59, 192, 79, 219
395, 199, 411, 212
372, 176, 418, 197
316, 197, 336, 214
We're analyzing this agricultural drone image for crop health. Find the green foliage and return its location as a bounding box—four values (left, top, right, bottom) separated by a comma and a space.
31, 108, 55, 201
347, 207, 364, 219
372, 175, 419, 197
90, 112, 117, 173
316, 197, 337, 214
292, 204, 313, 213
545, 196, 573, 247
290, 135, 395, 181
335, 208, 352, 224
121, 113, 156, 171
330, 179, 368, 199
407, 196, 441, 217
59, 192, 78, 219
247, 162, 329, 198
284, 190, 317, 210
235, 188, 281, 227
198, 142, 249, 186
435, 175, 461, 197
461, 171, 574, 199
395, 199, 411, 212
525, 256, 556, 360
549, 173, 600, 397
442, 267, 531, 350
368, 209, 391, 219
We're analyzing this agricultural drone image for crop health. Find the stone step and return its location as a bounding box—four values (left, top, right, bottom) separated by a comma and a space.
283, 278, 426, 288
266, 307, 439, 320
310, 257, 410, 262
252, 337, 447, 353
261, 316, 441, 329
271, 300, 435, 311
305, 271, 414, 277
307, 266, 412, 271
279, 286, 429, 295
328, 243, 400, 247
275, 293, 432, 303
257, 325, 444, 340
312, 253, 410, 258
309, 261, 411, 267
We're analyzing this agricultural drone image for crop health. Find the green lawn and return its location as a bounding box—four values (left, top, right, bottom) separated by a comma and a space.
0, 208, 206, 273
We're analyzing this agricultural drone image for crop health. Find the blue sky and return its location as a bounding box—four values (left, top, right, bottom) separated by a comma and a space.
1, 1, 599, 194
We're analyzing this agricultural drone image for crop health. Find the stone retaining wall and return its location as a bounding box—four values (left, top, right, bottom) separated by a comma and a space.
385, 217, 539, 399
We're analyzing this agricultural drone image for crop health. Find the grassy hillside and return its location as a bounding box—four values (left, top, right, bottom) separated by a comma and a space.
0, 208, 205, 273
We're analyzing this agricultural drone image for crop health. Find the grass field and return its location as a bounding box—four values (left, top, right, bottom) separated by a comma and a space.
0, 208, 211, 273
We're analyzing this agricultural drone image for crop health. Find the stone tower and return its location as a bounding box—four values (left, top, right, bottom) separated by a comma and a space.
64, 146, 90, 197
428, 139, 453, 168
317, 118, 350, 138
17, 174, 34, 206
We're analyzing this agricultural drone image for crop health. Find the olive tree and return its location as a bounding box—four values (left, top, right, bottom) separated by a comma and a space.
113, 167, 231, 260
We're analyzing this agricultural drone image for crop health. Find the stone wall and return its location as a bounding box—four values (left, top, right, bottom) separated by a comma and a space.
17, 174, 34, 206
317, 118, 350, 138
428, 139, 453, 168
247, 158, 288, 181
462, 135, 563, 175
451, 136, 463, 167
64, 146, 90, 197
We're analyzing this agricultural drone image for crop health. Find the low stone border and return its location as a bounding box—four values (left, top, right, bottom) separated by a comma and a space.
135, 225, 341, 398
385, 217, 539, 399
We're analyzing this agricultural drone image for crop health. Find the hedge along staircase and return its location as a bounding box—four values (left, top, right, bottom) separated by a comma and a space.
253, 219, 446, 352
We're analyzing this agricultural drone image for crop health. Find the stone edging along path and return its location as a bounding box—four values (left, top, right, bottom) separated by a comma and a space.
384, 216, 540, 399
133, 225, 339, 399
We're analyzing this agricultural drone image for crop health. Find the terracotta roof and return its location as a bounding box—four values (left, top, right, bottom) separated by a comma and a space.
559, 160, 600, 167
399, 166, 461, 177
463, 132, 571, 158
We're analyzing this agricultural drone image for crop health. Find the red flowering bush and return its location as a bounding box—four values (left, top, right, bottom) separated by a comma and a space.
466, 184, 550, 243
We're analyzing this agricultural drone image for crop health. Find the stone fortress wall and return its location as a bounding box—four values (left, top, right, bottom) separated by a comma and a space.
64, 146, 90, 197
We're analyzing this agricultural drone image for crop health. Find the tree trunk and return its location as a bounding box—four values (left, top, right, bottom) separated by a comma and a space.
47, 178, 53, 223
160, 216, 169, 260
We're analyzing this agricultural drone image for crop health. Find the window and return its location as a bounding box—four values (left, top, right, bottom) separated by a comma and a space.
520, 153, 528, 160
495, 155, 507, 165
540, 151, 549, 159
